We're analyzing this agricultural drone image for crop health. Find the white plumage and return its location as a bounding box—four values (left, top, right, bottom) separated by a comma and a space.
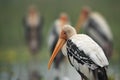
82, 12, 113, 59
89, 12, 113, 40
48, 25, 109, 80
64, 34, 109, 68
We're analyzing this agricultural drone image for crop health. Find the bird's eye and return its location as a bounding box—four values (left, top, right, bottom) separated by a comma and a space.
64, 32, 66, 34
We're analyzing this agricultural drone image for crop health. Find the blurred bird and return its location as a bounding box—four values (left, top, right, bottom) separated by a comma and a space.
48, 12, 70, 80
23, 6, 44, 55
75, 7, 113, 59
48, 25, 109, 80
22, 6, 44, 80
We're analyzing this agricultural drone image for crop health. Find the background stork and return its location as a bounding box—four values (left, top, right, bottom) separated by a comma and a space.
22, 6, 44, 80
75, 7, 113, 59
23, 6, 44, 55
48, 12, 70, 80
48, 25, 109, 80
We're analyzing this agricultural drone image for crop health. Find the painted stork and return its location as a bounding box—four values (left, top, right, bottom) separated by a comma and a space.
22, 6, 44, 80
48, 12, 70, 68
23, 6, 44, 54
48, 25, 109, 80
75, 7, 113, 59
48, 12, 70, 80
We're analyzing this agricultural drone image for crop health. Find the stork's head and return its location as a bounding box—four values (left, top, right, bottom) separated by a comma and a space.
81, 6, 91, 18
48, 25, 76, 69
28, 5, 37, 16
59, 12, 68, 22
61, 25, 77, 39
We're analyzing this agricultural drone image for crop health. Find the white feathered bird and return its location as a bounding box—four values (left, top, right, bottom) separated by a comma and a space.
48, 13, 71, 80
48, 13, 70, 69
75, 7, 113, 59
48, 25, 109, 80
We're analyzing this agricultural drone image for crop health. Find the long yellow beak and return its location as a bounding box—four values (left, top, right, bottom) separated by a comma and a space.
48, 38, 66, 70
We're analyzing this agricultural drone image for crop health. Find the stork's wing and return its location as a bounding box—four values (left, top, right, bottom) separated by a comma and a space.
48, 25, 59, 49
84, 12, 113, 41
69, 34, 109, 68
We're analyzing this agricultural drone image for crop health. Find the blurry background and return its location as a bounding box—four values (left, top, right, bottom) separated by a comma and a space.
0, 0, 120, 80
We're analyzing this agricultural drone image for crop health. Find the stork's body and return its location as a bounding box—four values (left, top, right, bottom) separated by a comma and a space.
62, 34, 108, 80
48, 19, 65, 69
48, 25, 109, 80
75, 7, 113, 59
83, 12, 113, 59
48, 13, 70, 80
23, 7, 44, 54
48, 13, 70, 69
